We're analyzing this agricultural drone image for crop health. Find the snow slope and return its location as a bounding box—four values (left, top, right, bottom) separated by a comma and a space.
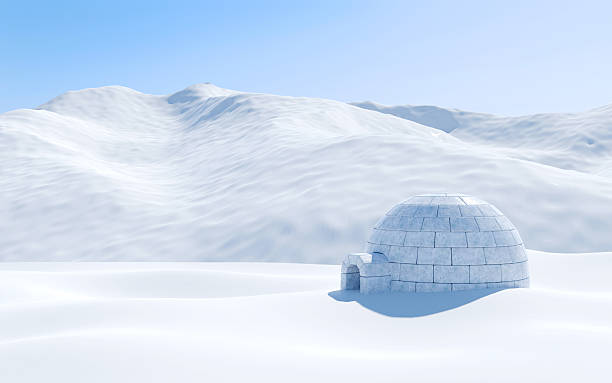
1, 251, 611, 382
2, 84, 612, 261
353, 101, 612, 174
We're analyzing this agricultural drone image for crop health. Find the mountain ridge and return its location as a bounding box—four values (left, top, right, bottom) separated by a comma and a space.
352, 99, 612, 173
2, 84, 612, 261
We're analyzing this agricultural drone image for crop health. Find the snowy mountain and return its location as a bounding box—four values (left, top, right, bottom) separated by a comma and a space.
352, 101, 612, 174
2, 84, 612, 261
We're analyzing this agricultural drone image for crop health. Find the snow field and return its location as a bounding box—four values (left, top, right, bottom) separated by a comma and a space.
1, 251, 611, 382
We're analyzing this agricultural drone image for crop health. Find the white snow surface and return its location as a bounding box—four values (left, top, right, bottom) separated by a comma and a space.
353, 101, 612, 174
1, 251, 611, 382
2, 84, 612, 260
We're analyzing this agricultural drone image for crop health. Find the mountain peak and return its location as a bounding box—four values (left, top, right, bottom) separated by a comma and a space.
167, 83, 239, 104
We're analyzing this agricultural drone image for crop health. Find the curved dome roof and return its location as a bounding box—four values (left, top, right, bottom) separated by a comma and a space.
369, 193, 521, 246
364, 193, 529, 292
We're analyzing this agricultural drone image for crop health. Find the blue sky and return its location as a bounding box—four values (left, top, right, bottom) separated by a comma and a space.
1, 0, 611, 115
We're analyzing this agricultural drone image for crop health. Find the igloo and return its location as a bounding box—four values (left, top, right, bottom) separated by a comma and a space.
341, 194, 530, 294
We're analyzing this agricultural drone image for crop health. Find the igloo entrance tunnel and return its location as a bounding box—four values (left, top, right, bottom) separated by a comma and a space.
341, 194, 530, 294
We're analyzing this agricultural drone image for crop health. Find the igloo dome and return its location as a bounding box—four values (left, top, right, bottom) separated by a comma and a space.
341, 194, 530, 294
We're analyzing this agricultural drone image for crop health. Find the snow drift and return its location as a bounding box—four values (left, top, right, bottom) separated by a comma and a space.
1, 251, 612, 382
1, 84, 612, 261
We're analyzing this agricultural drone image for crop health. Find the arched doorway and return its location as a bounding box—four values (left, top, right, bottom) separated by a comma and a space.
342, 264, 360, 290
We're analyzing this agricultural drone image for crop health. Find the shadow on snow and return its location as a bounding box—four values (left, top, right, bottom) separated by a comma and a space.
328, 288, 502, 318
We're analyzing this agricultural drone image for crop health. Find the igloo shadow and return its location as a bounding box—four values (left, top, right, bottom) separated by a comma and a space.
328, 288, 501, 318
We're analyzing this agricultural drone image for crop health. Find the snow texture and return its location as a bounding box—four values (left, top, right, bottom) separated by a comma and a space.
352, 101, 612, 175
0, 251, 611, 382
2, 84, 612, 261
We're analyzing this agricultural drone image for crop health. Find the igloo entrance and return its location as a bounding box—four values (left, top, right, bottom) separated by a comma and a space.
341, 264, 360, 290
